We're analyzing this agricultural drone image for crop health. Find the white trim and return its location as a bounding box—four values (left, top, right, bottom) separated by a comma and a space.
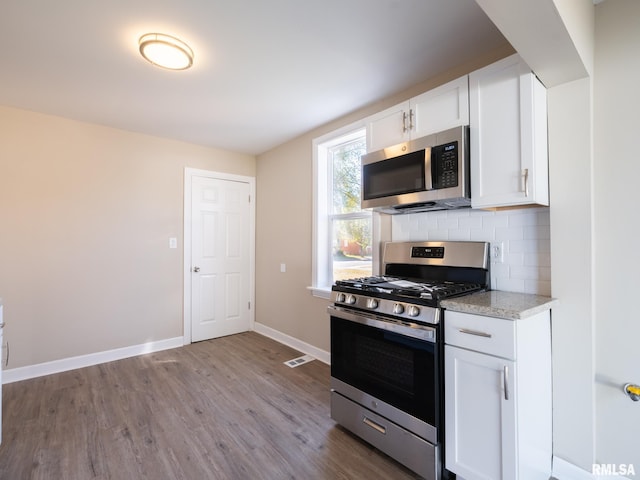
253, 322, 331, 365
307, 285, 331, 300
2, 336, 184, 384
312, 122, 368, 292
183, 168, 256, 345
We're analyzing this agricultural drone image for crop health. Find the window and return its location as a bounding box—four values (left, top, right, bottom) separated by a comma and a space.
313, 126, 372, 295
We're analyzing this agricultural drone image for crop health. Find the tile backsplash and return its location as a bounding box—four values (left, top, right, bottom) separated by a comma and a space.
391, 207, 551, 296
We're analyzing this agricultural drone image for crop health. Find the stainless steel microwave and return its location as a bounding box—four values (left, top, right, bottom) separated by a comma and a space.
361, 126, 470, 214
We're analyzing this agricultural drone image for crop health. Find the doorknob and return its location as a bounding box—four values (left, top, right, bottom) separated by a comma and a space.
192, 266, 200, 273
623, 383, 640, 402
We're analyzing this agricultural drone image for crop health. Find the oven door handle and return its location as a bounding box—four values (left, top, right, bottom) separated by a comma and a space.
327, 305, 436, 343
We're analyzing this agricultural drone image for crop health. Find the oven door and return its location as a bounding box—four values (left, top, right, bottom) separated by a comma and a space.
328, 305, 440, 441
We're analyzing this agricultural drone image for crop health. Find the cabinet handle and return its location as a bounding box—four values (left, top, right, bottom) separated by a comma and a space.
504, 365, 510, 401
458, 328, 492, 338
523, 168, 530, 197
409, 109, 414, 131
362, 416, 387, 435
402, 111, 408, 133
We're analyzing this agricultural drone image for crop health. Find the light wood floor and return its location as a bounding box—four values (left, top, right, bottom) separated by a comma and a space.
0, 332, 419, 479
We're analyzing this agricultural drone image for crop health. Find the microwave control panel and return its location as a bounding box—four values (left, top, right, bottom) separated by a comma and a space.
431, 141, 458, 189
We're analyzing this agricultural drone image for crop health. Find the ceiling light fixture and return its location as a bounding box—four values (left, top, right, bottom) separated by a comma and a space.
138, 33, 194, 70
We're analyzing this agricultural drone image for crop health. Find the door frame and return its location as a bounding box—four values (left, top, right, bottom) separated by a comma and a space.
183, 167, 256, 345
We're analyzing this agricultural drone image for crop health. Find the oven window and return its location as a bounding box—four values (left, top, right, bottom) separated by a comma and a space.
331, 316, 437, 426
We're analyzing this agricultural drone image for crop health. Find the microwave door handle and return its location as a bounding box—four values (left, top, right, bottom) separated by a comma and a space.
424, 146, 433, 191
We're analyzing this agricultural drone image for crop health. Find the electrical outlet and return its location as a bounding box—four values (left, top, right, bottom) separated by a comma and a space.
491, 242, 504, 264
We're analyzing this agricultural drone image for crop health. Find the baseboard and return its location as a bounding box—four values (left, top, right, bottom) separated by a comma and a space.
2, 336, 184, 384
253, 322, 330, 365
553, 456, 631, 480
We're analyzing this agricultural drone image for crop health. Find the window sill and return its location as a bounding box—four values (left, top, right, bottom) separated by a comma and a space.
307, 286, 331, 300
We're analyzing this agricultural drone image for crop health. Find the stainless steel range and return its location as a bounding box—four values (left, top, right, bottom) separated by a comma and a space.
328, 240, 490, 480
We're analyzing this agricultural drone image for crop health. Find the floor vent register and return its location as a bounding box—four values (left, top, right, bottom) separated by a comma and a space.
284, 355, 315, 368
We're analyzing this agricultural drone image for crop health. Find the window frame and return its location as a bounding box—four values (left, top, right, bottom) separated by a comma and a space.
311, 122, 373, 298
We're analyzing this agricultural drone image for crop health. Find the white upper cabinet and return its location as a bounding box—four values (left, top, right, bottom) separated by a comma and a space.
411, 76, 469, 139
366, 76, 469, 152
469, 54, 549, 208
365, 101, 410, 152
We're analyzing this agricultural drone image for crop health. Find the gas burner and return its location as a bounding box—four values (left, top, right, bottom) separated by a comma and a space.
335, 276, 482, 301
335, 275, 400, 287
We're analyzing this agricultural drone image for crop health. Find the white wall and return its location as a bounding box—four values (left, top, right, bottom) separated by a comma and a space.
593, 0, 640, 468
548, 77, 595, 470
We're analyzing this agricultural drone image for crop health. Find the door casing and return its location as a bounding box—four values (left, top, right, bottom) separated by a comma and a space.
183, 167, 256, 345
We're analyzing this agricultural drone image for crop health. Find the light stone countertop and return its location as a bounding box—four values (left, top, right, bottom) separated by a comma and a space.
441, 290, 558, 320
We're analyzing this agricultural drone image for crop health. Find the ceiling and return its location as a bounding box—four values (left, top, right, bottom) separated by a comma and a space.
0, 0, 508, 155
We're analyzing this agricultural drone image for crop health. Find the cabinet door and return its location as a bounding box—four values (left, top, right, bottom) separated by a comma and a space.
445, 345, 516, 480
412, 76, 469, 138
366, 101, 410, 152
469, 54, 548, 208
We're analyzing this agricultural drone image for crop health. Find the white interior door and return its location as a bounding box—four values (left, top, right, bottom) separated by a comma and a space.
190, 175, 251, 342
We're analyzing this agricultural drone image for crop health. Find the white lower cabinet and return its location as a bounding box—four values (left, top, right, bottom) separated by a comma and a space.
444, 310, 551, 480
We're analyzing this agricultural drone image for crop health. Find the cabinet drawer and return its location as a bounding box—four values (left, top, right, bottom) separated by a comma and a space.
444, 311, 516, 359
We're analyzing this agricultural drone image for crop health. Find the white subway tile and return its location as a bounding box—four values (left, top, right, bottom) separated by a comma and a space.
427, 229, 449, 240
525, 252, 551, 267
496, 226, 524, 241
510, 265, 540, 280
469, 228, 491, 241
508, 212, 540, 227
448, 229, 471, 241
504, 252, 525, 266
496, 277, 526, 293
524, 225, 551, 240
482, 213, 509, 229
438, 216, 460, 229
510, 239, 551, 254
538, 266, 551, 281
458, 215, 484, 229
524, 279, 552, 296
390, 206, 552, 296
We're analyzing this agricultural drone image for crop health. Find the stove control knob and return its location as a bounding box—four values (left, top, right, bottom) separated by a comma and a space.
346, 295, 357, 305
336, 293, 346, 303
393, 303, 405, 315
407, 305, 421, 317
366, 298, 379, 310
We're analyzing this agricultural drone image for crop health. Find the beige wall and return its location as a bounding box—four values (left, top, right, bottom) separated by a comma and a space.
0, 105, 255, 369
